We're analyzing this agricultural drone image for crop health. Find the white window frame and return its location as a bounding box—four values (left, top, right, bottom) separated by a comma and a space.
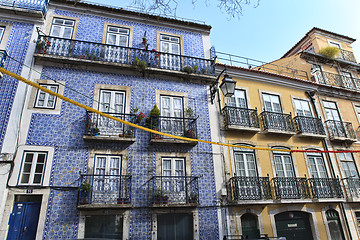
34, 84, 59, 109
18, 151, 47, 185
323, 100, 342, 121
0, 26, 4, 43
161, 157, 185, 177
227, 89, 248, 108
353, 104, 360, 124
272, 149, 295, 177
306, 151, 328, 178
99, 89, 125, 113
338, 152, 359, 178
94, 155, 122, 176
50, 17, 75, 39
293, 99, 313, 117
233, 147, 257, 177
262, 93, 282, 113
106, 26, 129, 47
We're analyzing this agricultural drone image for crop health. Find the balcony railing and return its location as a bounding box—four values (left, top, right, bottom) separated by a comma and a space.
149, 116, 197, 140
228, 176, 272, 201
272, 177, 310, 199
0, 0, 48, 15
260, 111, 295, 133
85, 111, 136, 138
308, 178, 343, 199
78, 174, 131, 205
35, 35, 215, 75
150, 176, 199, 205
338, 49, 357, 63
0, 50, 7, 67
325, 120, 357, 141
342, 178, 360, 198
294, 116, 326, 136
313, 70, 360, 90
222, 106, 260, 129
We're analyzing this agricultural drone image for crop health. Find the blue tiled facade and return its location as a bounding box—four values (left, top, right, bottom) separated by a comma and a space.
0, 21, 33, 151
17, 6, 218, 240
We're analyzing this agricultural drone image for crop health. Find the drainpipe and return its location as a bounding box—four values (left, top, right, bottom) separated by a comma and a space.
305, 91, 353, 240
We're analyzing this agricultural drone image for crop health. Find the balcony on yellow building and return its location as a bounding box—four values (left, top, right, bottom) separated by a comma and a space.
227, 176, 272, 201
222, 106, 260, 132
294, 116, 326, 138
313, 70, 359, 90
259, 111, 295, 135
325, 120, 357, 142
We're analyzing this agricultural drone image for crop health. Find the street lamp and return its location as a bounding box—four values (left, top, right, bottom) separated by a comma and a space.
210, 68, 236, 104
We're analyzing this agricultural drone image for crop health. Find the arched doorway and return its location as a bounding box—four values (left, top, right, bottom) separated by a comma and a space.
241, 213, 259, 239
326, 209, 345, 240
275, 211, 314, 240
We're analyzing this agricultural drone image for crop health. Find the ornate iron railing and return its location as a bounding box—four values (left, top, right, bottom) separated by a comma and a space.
313, 70, 360, 90
149, 116, 197, 140
338, 49, 357, 63
85, 111, 136, 137
0, 0, 48, 14
260, 111, 295, 132
35, 35, 215, 75
222, 106, 260, 129
342, 178, 360, 198
272, 177, 310, 199
150, 176, 199, 204
228, 176, 272, 200
0, 50, 7, 67
294, 116, 325, 136
325, 120, 356, 140
78, 174, 131, 205
308, 178, 343, 199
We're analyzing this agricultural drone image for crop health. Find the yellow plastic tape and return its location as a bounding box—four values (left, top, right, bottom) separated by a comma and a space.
0, 67, 291, 152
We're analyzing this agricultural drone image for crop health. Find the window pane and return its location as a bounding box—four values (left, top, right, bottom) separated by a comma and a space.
85, 215, 123, 239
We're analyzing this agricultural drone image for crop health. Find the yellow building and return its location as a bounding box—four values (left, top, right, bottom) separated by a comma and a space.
213, 27, 360, 239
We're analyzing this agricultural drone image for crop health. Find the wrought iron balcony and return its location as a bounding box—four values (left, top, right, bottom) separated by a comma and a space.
34, 35, 215, 75
272, 177, 310, 199
260, 111, 295, 133
84, 111, 136, 140
0, 50, 7, 68
342, 178, 360, 198
228, 176, 272, 201
222, 106, 260, 131
78, 174, 131, 205
0, 0, 48, 15
337, 49, 357, 63
150, 176, 199, 205
313, 70, 360, 90
308, 178, 343, 199
325, 120, 357, 141
149, 116, 197, 142
294, 116, 326, 137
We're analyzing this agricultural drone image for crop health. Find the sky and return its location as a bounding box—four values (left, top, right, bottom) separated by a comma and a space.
85, 0, 360, 63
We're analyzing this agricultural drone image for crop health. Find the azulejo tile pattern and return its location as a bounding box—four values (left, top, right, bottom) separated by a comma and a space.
23, 10, 218, 240
0, 21, 33, 151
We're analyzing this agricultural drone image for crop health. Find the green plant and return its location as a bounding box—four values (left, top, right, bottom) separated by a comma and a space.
79, 182, 90, 193
318, 46, 340, 59
133, 58, 147, 71
150, 104, 160, 117
185, 107, 195, 118
193, 64, 198, 73
182, 65, 194, 74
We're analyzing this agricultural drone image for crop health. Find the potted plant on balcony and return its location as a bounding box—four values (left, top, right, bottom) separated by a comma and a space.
133, 57, 147, 72
188, 192, 198, 203
79, 182, 91, 204
154, 189, 169, 204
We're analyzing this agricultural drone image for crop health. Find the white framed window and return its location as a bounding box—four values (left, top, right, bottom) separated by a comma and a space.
311, 64, 326, 84
0, 26, 4, 43
354, 105, 360, 124
227, 89, 247, 108
160, 34, 181, 70
162, 157, 185, 177
160, 95, 184, 135
273, 148, 295, 177
323, 100, 341, 121
162, 157, 185, 194
329, 41, 341, 49
338, 152, 359, 178
34, 84, 59, 109
262, 93, 282, 113
99, 89, 125, 113
294, 99, 312, 117
19, 151, 47, 185
50, 18, 75, 39
340, 70, 357, 89
234, 147, 257, 177
307, 151, 328, 178
105, 26, 130, 63
94, 155, 122, 176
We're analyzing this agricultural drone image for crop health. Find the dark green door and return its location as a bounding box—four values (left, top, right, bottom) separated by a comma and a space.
275, 211, 314, 240
158, 213, 193, 240
241, 213, 260, 239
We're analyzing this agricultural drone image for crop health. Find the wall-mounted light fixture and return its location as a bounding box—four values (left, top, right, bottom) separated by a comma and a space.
210, 67, 236, 104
